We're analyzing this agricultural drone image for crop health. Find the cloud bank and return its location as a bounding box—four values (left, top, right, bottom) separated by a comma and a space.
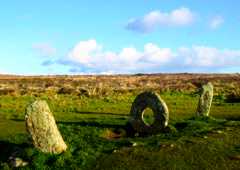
50, 39, 240, 74
126, 7, 194, 33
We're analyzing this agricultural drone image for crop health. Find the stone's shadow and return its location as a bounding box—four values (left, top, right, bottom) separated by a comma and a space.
174, 122, 188, 130
10, 118, 133, 139
9, 118, 170, 138
74, 111, 128, 117
224, 116, 240, 121
10, 118, 25, 122
10, 118, 128, 129
57, 120, 127, 130
0, 141, 30, 162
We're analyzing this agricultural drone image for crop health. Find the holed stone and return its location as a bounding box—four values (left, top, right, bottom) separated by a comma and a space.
128, 91, 169, 135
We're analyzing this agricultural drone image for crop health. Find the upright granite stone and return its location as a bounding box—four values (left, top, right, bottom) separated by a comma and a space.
25, 100, 67, 154
196, 82, 214, 117
128, 91, 169, 135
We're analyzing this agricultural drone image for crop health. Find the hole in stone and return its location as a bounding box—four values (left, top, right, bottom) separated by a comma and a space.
142, 107, 155, 126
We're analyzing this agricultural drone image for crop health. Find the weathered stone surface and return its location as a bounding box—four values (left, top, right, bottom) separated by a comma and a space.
128, 91, 169, 134
196, 82, 214, 117
25, 100, 67, 154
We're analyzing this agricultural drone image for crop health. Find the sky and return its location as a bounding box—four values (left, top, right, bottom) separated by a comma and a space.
0, 0, 240, 75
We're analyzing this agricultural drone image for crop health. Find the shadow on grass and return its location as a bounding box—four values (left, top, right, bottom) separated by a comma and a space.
58, 120, 127, 129
74, 111, 129, 117
10, 118, 127, 129
222, 115, 240, 121
0, 141, 30, 162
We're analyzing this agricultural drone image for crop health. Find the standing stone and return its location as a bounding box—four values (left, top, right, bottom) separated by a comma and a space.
196, 82, 214, 117
25, 100, 67, 154
128, 91, 169, 135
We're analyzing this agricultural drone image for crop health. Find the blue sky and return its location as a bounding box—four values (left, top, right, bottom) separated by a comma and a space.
0, 0, 240, 75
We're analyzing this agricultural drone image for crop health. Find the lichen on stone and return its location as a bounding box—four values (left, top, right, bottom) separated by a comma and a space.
196, 82, 214, 117
128, 91, 169, 135
25, 100, 67, 154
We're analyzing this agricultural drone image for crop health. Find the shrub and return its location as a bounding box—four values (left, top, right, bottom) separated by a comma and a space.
78, 88, 90, 97
225, 91, 240, 103
0, 88, 16, 96
57, 86, 76, 95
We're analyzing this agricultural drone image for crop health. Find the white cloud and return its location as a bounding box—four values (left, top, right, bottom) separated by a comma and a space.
143, 43, 173, 63
170, 7, 194, 25
67, 40, 174, 73
63, 39, 240, 73
178, 46, 240, 67
210, 16, 224, 29
68, 39, 102, 64
33, 43, 56, 57
126, 7, 194, 33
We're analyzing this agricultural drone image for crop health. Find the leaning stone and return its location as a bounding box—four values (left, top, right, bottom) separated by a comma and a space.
196, 82, 214, 117
128, 91, 169, 135
25, 100, 67, 154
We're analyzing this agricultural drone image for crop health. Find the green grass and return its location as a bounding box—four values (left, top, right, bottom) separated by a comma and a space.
1, 92, 240, 169
142, 108, 155, 125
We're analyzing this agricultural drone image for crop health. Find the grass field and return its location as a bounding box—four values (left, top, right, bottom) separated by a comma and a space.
0, 74, 240, 169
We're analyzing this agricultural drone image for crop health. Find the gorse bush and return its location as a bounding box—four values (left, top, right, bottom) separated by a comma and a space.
57, 86, 76, 95
225, 91, 240, 103
0, 88, 16, 96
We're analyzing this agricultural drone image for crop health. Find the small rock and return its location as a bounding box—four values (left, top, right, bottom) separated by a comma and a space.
161, 144, 167, 148
160, 144, 175, 149
134, 133, 139, 137
203, 136, 208, 139
9, 157, 28, 168
132, 142, 138, 147
216, 130, 223, 134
